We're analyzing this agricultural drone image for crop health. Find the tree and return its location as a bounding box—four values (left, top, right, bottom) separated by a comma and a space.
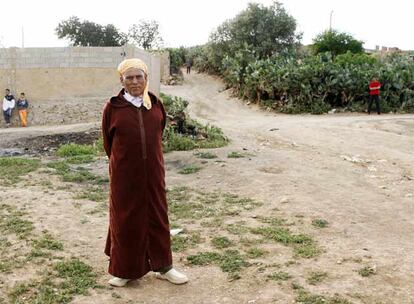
128, 20, 163, 50
209, 2, 300, 60
56, 16, 127, 46
312, 30, 364, 57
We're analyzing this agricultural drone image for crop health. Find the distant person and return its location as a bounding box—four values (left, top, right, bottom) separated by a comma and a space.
368, 77, 381, 115
16, 92, 29, 127
2, 89, 15, 127
185, 58, 192, 74
102, 58, 188, 287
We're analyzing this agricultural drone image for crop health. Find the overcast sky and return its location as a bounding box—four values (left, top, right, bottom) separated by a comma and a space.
1, 0, 413, 50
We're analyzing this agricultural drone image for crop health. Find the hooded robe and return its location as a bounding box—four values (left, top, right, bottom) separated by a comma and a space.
102, 89, 172, 279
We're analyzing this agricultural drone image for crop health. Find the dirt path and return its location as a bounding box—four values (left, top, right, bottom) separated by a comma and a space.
1, 71, 413, 303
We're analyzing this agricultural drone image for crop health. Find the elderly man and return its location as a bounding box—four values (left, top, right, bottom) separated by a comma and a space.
102, 58, 188, 287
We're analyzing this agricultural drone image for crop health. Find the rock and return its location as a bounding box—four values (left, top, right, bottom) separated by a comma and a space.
0, 148, 24, 156
269, 128, 279, 131
280, 197, 289, 204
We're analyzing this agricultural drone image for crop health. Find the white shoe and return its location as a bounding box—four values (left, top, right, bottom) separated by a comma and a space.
108, 277, 130, 287
155, 268, 188, 285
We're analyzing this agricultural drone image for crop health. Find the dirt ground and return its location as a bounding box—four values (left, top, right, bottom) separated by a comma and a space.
0, 71, 413, 304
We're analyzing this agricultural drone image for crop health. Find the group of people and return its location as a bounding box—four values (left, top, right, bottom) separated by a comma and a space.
2, 89, 29, 127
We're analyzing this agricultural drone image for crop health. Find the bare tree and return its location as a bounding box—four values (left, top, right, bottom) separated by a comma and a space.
128, 20, 163, 50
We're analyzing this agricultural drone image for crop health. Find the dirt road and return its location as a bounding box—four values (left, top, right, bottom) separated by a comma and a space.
1, 71, 413, 303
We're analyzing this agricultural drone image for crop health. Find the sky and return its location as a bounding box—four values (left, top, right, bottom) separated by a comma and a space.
1, 0, 413, 50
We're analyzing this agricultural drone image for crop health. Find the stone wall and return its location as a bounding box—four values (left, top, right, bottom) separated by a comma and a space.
0, 46, 162, 127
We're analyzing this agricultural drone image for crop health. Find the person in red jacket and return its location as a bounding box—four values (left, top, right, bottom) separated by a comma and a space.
368, 77, 381, 114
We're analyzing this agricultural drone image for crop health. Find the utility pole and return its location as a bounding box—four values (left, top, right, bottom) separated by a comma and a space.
329, 10, 334, 31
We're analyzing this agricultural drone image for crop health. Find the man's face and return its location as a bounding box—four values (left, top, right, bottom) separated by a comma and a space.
5, 90, 9, 95
120, 68, 147, 97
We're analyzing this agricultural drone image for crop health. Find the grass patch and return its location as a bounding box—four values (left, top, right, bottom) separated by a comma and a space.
178, 165, 202, 174
187, 250, 248, 279
358, 265, 376, 277
47, 161, 105, 185
62, 168, 97, 183
200, 217, 224, 228
312, 219, 329, 228
168, 188, 262, 221
0, 204, 34, 239
27, 248, 52, 260
66, 155, 95, 164
187, 252, 221, 266
171, 232, 202, 252
0, 157, 40, 184
9, 258, 99, 304
226, 222, 250, 235
194, 151, 217, 159
223, 193, 262, 211
295, 290, 352, 304
252, 226, 321, 258
307, 271, 328, 285
268, 271, 292, 281
33, 232, 64, 251
211, 236, 233, 249
57, 143, 95, 157
76, 186, 108, 202
227, 152, 246, 158
246, 247, 266, 258
219, 249, 248, 279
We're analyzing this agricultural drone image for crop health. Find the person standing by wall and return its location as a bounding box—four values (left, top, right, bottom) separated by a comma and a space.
368, 77, 381, 115
2, 89, 15, 127
16, 92, 29, 127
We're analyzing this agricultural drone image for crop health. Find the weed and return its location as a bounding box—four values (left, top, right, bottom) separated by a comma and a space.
172, 232, 202, 252
9, 258, 99, 304
0, 205, 34, 239
239, 237, 264, 246
312, 219, 329, 228
252, 226, 321, 258
246, 247, 267, 258
33, 232, 64, 251
66, 155, 95, 164
211, 236, 233, 249
358, 265, 376, 277
219, 249, 248, 274
47, 161, 70, 174
226, 222, 250, 235
179, 165, 202, 174
76, 187, 108, 202
62, 168, 97, 183
194, 151, 217, 159
200, 217, 224, 228
294, 243, 322, 258
268, 271, 292, 281
27, 248, 52, 260
295, 290, 352, 304
223, 193, 262, 210
227, 152, 246, 158
0, 157, 40, 184
187, 252, 221, 266
57, 143, 95, 157
307, 271, 328, 285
